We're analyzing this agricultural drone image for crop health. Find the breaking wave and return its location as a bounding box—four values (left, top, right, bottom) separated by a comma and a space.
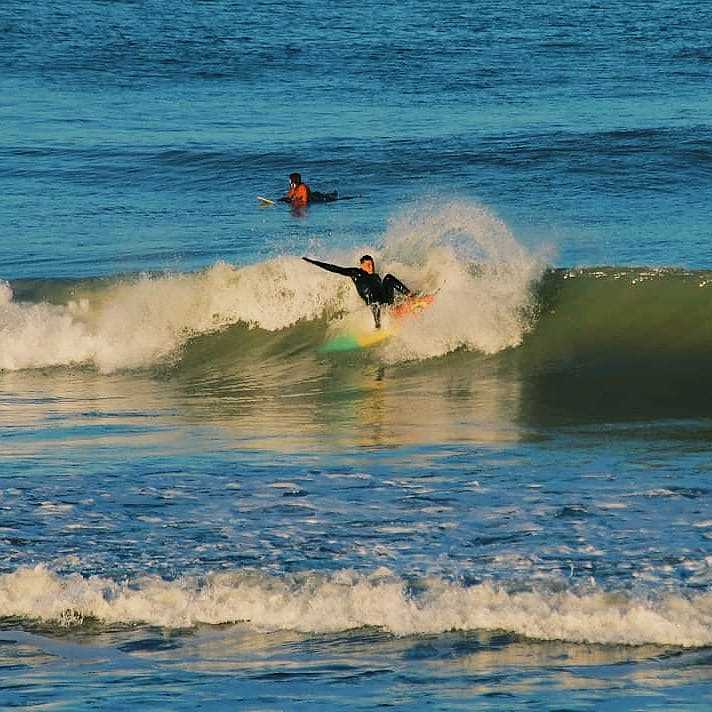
0, 201, 543, 372
2, 565, 711, 648
4, 201, 712, 380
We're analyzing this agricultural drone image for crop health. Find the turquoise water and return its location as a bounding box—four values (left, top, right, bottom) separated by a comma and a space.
1, 1, 712, 709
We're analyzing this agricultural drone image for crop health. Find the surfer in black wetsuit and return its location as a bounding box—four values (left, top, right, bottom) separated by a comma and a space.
303, 254, 411, 328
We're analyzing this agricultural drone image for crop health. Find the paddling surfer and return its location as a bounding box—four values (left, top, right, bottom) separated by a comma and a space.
279, 173, 310, 208
278, 172, 338, 209
302, 254, 411, 328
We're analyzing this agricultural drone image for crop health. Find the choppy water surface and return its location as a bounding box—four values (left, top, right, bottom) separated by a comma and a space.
2, 0, 712, 709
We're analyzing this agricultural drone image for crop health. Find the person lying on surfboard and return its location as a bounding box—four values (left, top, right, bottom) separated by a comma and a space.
303, 254, 411, 329
277, 173, 339, 208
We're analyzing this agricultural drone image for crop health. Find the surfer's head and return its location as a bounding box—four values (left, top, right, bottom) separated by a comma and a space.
359, 255, 375, 274
289, 172, 302, 186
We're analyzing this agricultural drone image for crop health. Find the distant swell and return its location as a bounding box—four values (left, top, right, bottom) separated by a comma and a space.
2, 566, 711, 648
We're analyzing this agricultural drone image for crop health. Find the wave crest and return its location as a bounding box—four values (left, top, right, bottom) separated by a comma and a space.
379, 200, 545, 361
2, 565, 711, 648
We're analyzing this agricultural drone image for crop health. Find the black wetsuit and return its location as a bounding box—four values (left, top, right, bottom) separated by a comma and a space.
278, 191, 339, 205
302, 257, 410, 328
310, 190, 339, 204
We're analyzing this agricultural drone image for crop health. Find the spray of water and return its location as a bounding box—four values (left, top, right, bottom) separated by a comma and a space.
378, 200, 547, 361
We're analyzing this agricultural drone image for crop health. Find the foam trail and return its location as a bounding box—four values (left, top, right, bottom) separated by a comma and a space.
2, 566, 710, 647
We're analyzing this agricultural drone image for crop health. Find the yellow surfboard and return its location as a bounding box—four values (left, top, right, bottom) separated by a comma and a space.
319, 294, 434, 353
320, 326, 393, 353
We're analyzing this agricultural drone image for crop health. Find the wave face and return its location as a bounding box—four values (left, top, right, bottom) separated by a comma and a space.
523, 267, 712, 371
5, 263, 712, 380
2, 566, 711, 648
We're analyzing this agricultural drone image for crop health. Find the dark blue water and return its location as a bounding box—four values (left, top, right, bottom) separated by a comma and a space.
1, 1, 712, 709
3, 0, 712, 278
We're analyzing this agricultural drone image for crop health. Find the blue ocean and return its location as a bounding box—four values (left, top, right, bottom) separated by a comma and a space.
2, 1, 712, 708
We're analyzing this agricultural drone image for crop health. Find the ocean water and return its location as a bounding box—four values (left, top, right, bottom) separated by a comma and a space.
2, 0, 712, 709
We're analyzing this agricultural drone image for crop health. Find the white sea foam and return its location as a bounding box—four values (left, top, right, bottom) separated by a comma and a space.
0, 260, 343, 373
0, 280, 13, 305
1, 566, 710, 648
38, 502, 74, 515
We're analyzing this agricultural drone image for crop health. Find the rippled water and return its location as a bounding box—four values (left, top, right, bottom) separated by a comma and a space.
2, 0, 712, 709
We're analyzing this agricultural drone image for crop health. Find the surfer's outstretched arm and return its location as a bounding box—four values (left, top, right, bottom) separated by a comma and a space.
302, 257, 360, 278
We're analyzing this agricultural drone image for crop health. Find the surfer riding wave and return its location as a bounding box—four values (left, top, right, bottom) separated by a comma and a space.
303, 255, 411, 328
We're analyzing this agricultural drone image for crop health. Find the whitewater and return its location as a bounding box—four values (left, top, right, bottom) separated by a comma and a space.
3, 566, 712, 648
